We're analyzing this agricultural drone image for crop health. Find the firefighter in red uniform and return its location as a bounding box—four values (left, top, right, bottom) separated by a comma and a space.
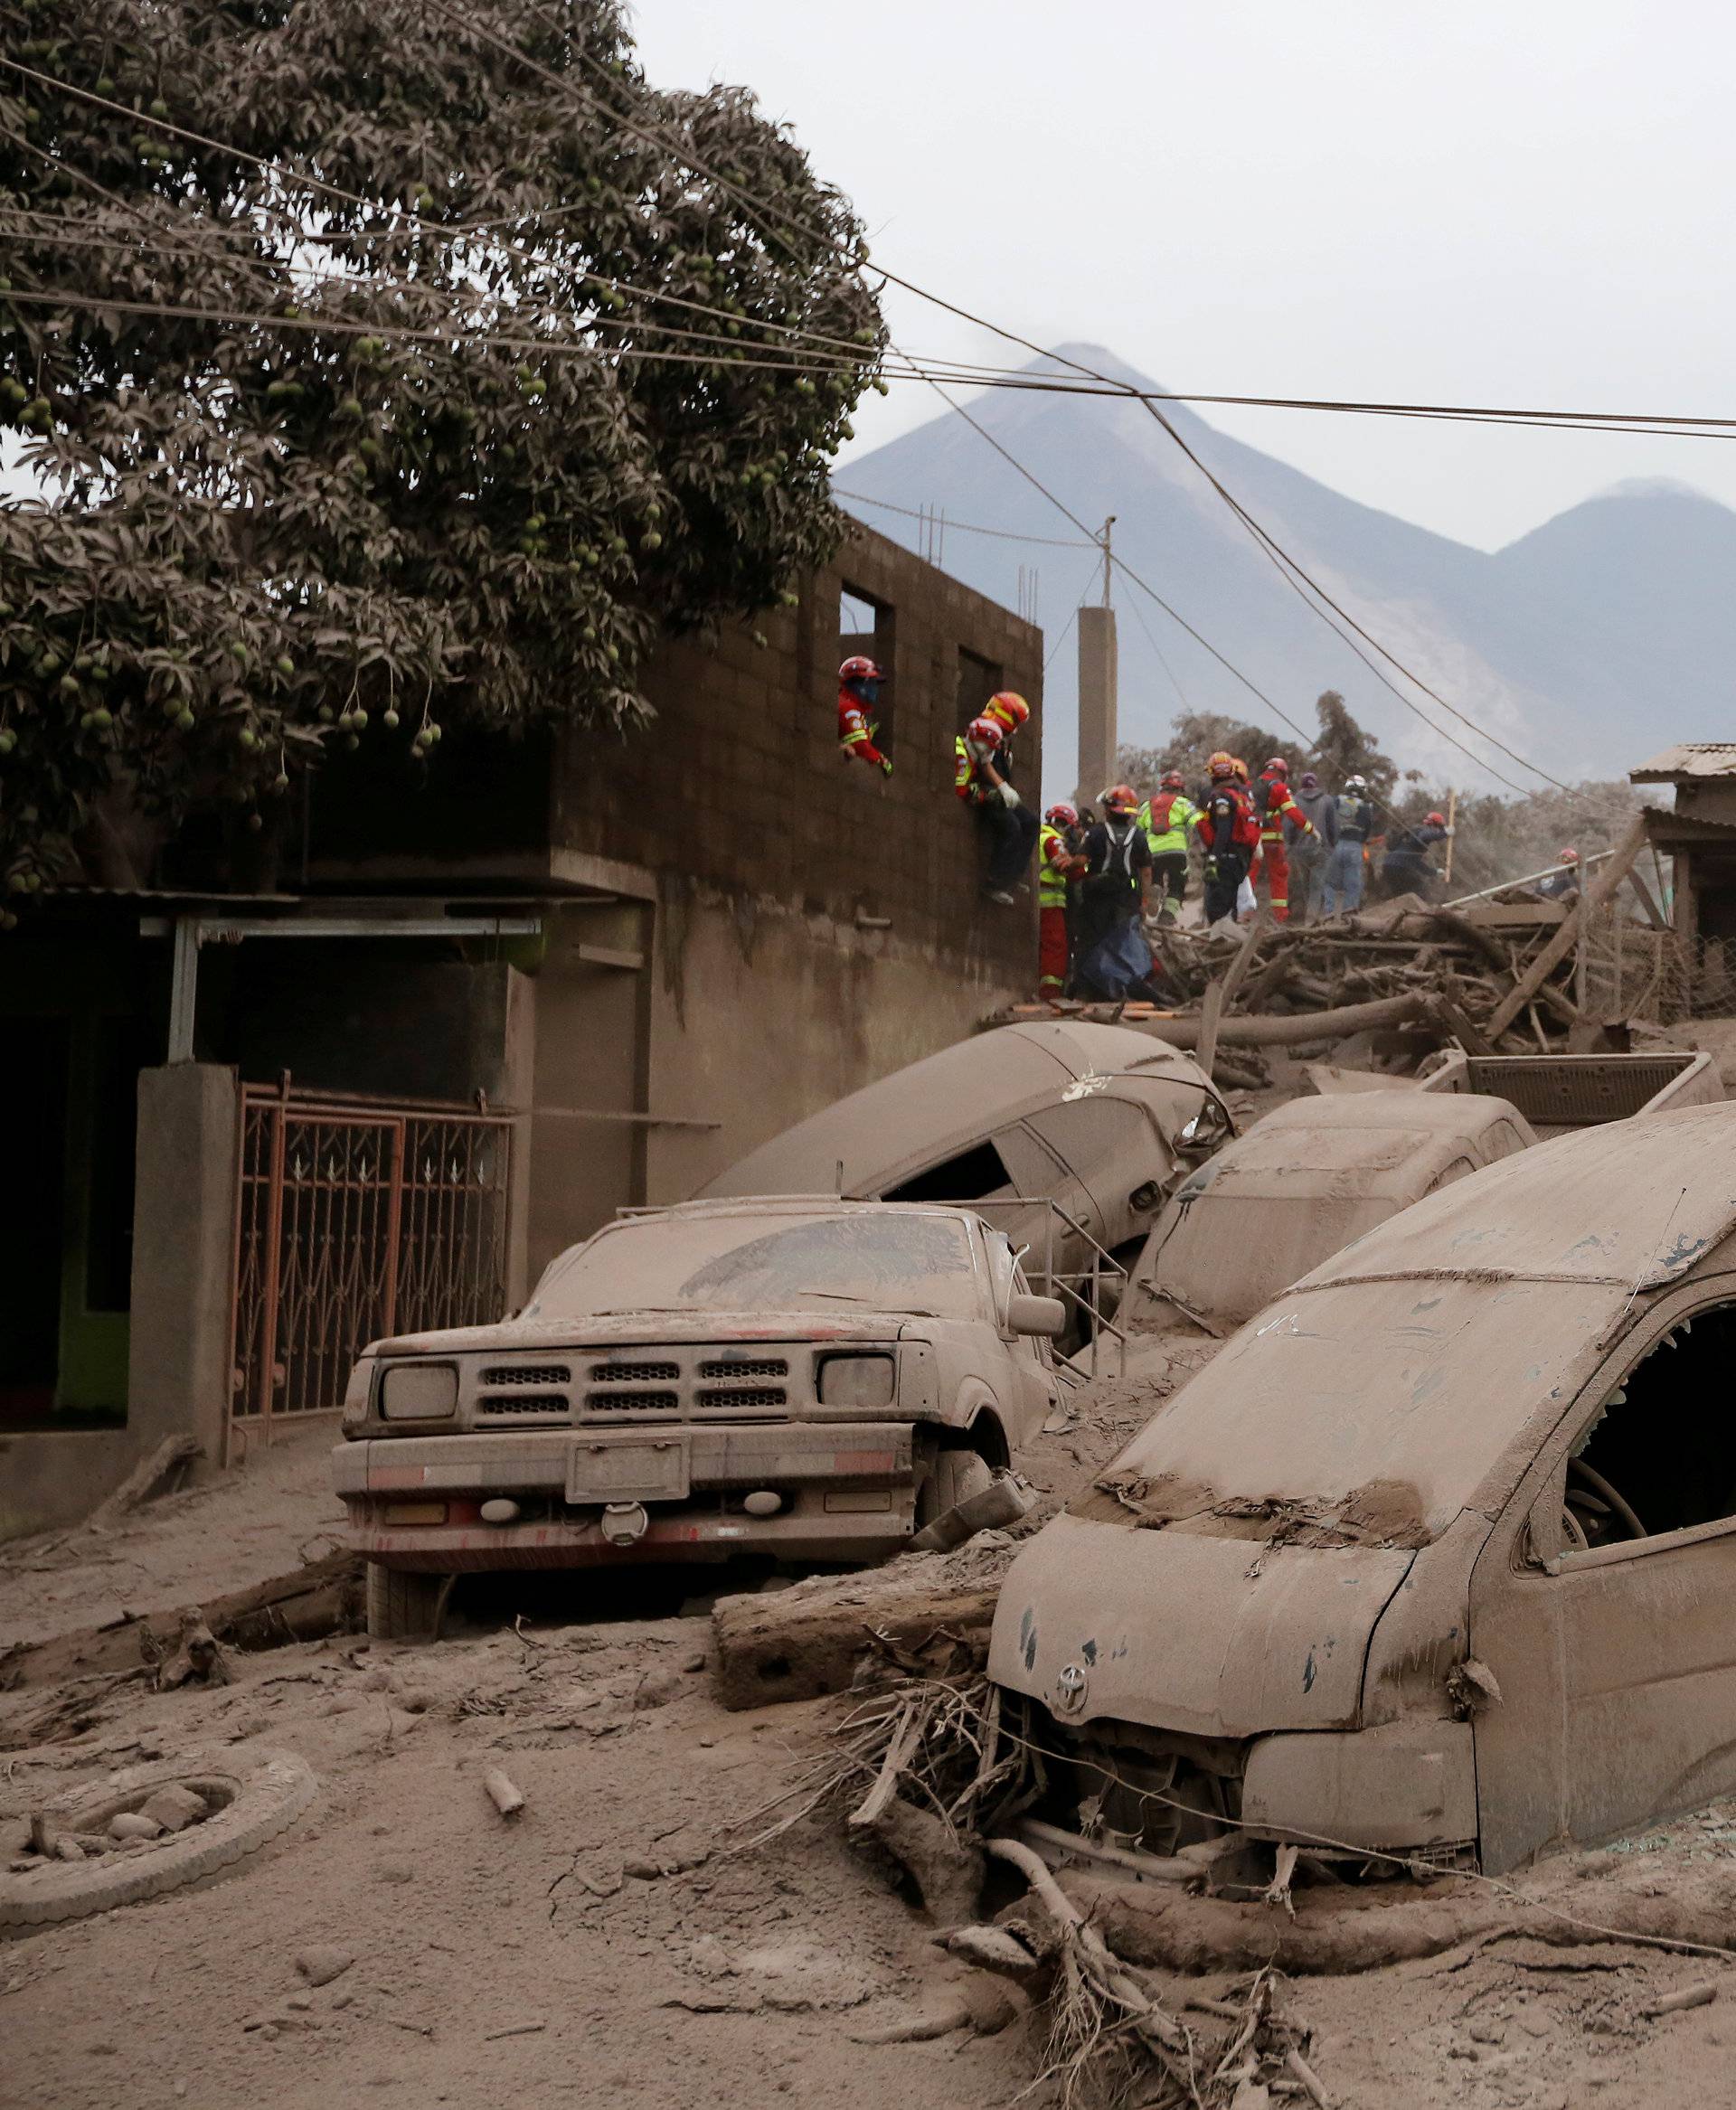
1251, 756, 1313, 923
837, 655, 892, 774
1192, 752, 1262, 927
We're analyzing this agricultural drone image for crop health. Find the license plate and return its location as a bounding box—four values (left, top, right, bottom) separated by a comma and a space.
566, 1435, 690, 1505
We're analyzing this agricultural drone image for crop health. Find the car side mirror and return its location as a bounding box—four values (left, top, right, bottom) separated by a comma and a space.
1009, 1294, 1067, 1338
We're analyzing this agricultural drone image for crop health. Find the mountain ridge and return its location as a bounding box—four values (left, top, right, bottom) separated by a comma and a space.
836, 346, 1735, 793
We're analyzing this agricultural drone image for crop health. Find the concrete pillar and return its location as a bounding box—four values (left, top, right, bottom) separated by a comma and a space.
126, 1064, 240, 1471
1076, 605, 1119, 803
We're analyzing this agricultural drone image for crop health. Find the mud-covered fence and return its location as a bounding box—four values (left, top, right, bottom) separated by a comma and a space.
228, 1081, 514, 1436
1577, 906, 1736, 1022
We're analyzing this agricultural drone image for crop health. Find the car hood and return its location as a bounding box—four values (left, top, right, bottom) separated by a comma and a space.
987, 1513, 1417, 1738
366, 1310, 918, 1356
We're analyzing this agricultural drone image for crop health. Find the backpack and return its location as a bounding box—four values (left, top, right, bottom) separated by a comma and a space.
1335, 794, 1365, 838
1206, 789, 1241, 842
1093, 817, 1139, 882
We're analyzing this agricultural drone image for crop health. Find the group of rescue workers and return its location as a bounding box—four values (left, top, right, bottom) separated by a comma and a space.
834, 656, 1468, 1004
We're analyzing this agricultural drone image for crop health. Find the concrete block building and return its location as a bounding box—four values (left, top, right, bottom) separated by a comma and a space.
0, 524, 1041, 1535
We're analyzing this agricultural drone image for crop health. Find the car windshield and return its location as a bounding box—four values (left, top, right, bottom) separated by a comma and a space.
1106, 1273, 1627, 1541
524, 1210, 984, 1322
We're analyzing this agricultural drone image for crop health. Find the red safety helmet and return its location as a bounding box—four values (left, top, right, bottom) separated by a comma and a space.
1160, 769, 1184, 790
1262, 756, 1288, 777
838, 655, 884, 684
1101, 783, 1138, 816
1044, 802, 1079, 828
1206, 749, 1237, 779
966, 715, 1004, 749
1426, 811, 1446, 827
1560, 846, 1580, 865
986, 690, 1030, 729
1231, 757, 1250, 782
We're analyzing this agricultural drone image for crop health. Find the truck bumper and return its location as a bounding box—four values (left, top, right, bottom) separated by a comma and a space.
332, 1422, 917, 1570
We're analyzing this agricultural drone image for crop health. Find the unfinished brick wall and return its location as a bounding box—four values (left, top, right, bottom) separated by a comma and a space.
550, 523, 1043, 973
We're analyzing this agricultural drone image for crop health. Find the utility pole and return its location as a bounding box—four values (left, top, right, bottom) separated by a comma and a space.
1076, 515, 1119, 803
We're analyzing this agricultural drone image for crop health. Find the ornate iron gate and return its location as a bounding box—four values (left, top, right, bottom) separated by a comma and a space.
229, 1080, 514, 1440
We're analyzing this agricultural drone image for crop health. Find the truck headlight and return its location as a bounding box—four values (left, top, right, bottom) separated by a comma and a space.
380, 1362, 458, 1420
817, 1353, 895, 1408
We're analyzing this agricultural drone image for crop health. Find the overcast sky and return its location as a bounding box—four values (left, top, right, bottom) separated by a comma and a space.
633, 0, 1736, 553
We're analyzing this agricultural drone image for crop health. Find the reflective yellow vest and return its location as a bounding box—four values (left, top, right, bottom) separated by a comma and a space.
1039, 824, 1070, 907
1139, 791, 1198, 856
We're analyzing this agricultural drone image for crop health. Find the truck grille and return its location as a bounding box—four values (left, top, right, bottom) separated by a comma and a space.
585, 1389, 681, 1416
482, 1362, 572, 1387
478, 1393, 571, 1418
696, 1387, 788, 1412
698, 1358, 788, 1381
590, 1361, 681, 1384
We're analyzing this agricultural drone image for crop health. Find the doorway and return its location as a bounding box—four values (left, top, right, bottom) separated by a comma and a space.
0, 1021, 69, 1426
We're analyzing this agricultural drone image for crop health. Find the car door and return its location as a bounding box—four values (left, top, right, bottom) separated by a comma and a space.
1467, 1272, 1736, 1873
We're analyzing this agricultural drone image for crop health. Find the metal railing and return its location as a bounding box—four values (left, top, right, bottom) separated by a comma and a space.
957, 1197, 1133, 1382
227, 1078, 514, 1445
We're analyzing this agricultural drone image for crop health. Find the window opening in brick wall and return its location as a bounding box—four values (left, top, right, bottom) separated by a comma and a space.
957, 646, 1004, 728
839, 584, 895, 754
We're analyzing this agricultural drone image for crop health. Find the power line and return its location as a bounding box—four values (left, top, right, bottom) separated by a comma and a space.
832, 488, 1096, 550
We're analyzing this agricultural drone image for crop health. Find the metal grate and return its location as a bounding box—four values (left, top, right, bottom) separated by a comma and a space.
585, 1390, 680, 1415
590, 1361, 681, 1383
698, 1358, 788, 1380
478, 1393, 571, 1417
696, 1387, 788, 1412
482, 1363, 572, 1387
229, 1081, 514, 1441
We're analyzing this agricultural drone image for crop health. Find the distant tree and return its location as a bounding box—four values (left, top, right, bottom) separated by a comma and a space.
1309, 692, 1401, 801
0, 0, 883, 903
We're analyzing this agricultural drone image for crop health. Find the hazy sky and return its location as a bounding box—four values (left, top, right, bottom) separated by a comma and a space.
633, 0, 1736, 552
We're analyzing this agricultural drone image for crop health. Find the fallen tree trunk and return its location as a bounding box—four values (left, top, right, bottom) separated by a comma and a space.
0, 1550, 361, 1700
711, 1578, 998, 1712
87, 1435, 202, 1529
1123, 993, 1433, 1050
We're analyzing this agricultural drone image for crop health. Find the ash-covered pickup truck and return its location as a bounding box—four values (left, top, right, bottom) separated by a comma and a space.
333, 1199, 1064, 1639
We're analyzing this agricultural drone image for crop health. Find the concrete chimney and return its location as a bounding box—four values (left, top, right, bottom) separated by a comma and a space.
1075, 605, 1118, 803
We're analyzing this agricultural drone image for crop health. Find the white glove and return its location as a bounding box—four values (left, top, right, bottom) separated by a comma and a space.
999, 784, 1022, 810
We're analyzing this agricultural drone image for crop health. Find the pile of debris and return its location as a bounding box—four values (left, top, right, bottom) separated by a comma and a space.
997, 819, 1676, 1078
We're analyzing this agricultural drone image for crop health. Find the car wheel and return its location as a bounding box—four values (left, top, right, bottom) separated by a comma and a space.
0, 1748, 316, 1931
364, 1563, 452, 1644
917, 1446, 995, 1529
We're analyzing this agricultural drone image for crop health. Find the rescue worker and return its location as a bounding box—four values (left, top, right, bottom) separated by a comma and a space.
1381, 810, 1454, 900
1250, 757, 1315, 923
1138, 768, 1196, 924
1288, 768, 1337, 923
1322, 774, 1379, 917
837, 655, 892, 775
1038, 803, 1087, 1001
954, 714, 1039, 904
1540, 847, 1581, 900
1191, 752, 1261, 928
1075, 786, 1158, 999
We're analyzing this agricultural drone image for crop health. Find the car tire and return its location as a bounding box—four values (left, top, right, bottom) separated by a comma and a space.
917, 1446, 995, 1529
0, 1748, 316, 1931
364, 1563, 451, 1644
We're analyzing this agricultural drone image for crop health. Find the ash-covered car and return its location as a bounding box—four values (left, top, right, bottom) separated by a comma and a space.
702, 1021, 1232, 1292
990, 1103, 1736, 1878
335, 1199, 1064, 1640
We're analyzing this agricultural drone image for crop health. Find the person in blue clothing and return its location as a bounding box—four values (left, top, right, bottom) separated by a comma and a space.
1321, 775, 1380, 916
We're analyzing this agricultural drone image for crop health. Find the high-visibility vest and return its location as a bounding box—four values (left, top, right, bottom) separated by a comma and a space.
1039, 824, 1070, 906
1139, 792, 1196, 856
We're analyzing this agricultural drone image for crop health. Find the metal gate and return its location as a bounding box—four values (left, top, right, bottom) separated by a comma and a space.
228, 1080, 514, 1441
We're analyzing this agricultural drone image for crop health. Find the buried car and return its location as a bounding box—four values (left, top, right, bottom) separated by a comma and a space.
990, 1102, 1736, 1877
701, 1022, 1232, 1298
335, 1199, 1065, 1640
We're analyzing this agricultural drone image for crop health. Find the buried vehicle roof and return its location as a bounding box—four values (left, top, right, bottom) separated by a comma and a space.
700, 1021, 1216, 1201
1130, 1092, 1532, 1329
1299, 1099, 1736, 1292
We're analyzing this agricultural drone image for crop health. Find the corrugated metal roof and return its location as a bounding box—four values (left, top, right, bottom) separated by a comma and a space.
1630, 743, 1736, 783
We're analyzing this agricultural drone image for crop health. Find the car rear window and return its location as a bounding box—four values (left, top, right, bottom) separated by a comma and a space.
525, 1211, 983, 1321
